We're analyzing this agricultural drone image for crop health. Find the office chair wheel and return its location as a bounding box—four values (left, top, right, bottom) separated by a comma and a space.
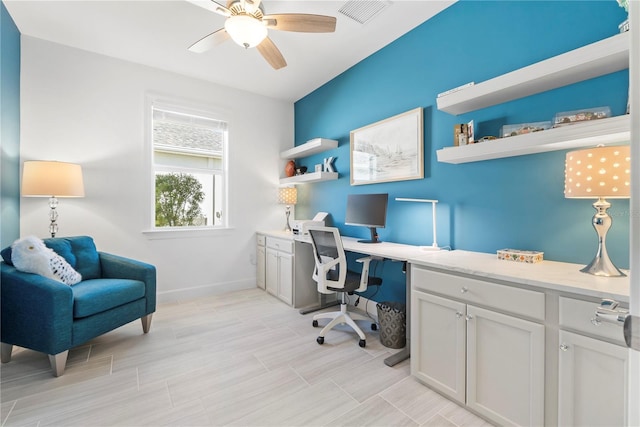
312, 320, 319, 327
359, 339, 366, 348
317, 336, 324, 345
371, 323, 377, 331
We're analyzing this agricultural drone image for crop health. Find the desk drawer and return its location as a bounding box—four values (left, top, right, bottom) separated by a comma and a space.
559, 297, 626, 345
266, 237, 293, 253
412, 266, 545, 321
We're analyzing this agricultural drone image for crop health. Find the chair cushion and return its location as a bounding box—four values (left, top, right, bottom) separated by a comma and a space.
44, 236, 101, 280
1, 236, 101, 280
72, 278, 146, 318
327, 270, 382, 293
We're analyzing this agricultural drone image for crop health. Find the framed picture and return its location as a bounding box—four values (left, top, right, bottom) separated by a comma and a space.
350, 107, 424, 185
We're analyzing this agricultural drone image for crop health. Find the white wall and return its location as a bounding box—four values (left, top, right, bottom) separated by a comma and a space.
19, 36, 293, 301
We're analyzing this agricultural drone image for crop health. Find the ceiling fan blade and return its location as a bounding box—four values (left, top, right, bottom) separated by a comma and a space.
263, 14, 336, 33
257, 37, 287, 70
188, 28, 230, 53
185, 0, 231, 17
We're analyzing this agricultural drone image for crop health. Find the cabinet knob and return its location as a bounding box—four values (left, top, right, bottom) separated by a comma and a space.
465, 314, 473, 321
560, 343, 569, 352
455, 312, 463, 319
460, 287, 469, 294
590, 317, 602, 327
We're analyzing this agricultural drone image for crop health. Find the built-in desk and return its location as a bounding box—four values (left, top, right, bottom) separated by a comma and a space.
408, 250, 631, 427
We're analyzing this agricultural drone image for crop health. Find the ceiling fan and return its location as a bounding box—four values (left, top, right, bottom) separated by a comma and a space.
187, 0, 337, 70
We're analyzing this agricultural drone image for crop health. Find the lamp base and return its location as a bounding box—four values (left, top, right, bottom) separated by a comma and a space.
284, 206, 292, 232
580, 197, 626, 277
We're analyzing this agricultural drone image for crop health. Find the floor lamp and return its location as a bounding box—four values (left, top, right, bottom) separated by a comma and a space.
564, 145, 630, 277
21, 161, 85, 238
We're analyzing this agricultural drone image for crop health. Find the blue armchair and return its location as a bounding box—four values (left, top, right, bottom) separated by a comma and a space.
1, 236, 156, 376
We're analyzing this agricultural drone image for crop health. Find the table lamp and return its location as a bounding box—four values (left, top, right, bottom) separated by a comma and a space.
564, 145, 630, 277
21, 160, 85, 237
278, 186, 297, 232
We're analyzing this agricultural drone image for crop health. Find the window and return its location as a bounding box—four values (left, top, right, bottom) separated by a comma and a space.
151, 102, 228, 229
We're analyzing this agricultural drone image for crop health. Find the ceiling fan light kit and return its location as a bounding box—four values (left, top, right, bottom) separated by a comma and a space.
188, 0, 336, 69
225, 15, 267, 48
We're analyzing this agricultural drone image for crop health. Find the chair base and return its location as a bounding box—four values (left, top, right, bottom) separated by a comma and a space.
313, 301, 371, 344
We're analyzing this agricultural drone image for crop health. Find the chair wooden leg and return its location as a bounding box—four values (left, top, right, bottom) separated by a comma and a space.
48, 351, 69, 377
141, 314, 153, 333
1, 343, 13, 363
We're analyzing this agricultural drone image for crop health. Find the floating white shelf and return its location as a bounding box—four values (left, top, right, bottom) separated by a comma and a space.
437, 32, 629, 115
436, 115, 630, 164
279, 171, 338, 185
279, 138, 338, 184
280, 138, 338, 159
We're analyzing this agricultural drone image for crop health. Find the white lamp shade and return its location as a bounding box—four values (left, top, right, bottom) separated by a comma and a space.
224, 15, 268, 48
22, 161, 85, 197
278, 187, 297, 205
564, 145, 630, 199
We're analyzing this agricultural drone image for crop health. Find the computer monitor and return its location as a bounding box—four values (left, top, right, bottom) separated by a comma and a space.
345, 193, 388, 243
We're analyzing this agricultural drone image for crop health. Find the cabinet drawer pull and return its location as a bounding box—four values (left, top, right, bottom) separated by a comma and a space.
590, 317, 602, 326
465, 314, 473, 321
460, 287, 468, 294
560, 343, 569, 352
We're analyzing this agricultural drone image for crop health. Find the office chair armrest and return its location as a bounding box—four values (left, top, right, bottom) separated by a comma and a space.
355, 257, 373, 292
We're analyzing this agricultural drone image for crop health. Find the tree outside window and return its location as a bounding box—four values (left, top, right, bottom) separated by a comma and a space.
151, 102, 227, 229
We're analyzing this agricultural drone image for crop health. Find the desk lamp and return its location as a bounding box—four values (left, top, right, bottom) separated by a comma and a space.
278, 186, 297, 232
564, 145, 630, 277
396, 198, 440, 251
22, 161, 85, 237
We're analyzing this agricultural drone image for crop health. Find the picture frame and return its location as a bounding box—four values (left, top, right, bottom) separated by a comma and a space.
350, 107, 424, 186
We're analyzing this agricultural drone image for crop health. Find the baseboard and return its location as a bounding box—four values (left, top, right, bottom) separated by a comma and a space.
347, 294, 380, 321
157, 279, 256, 303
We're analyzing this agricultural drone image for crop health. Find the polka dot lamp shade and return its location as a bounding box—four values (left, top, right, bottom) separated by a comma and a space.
564, 145, 630, 199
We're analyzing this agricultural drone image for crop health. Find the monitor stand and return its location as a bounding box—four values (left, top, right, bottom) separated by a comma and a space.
358, 227, 382, 244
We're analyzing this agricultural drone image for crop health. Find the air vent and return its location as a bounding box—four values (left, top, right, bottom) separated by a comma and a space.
338, 0, 391, 25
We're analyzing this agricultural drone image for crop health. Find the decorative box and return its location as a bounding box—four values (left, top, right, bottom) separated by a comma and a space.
497, 249, 544, 263
501, 121, 552, 138
553, 106, 611, 127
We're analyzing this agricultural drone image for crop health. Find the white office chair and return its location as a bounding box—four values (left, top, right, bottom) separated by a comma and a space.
307, 226, 382, 348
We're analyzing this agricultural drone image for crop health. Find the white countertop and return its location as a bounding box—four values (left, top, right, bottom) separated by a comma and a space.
409, 250, 630, 302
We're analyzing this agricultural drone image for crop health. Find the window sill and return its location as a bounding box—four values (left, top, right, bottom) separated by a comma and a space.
142, 226, 236, 240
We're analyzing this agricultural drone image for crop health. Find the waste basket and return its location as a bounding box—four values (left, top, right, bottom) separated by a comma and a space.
376, 301, 406, 349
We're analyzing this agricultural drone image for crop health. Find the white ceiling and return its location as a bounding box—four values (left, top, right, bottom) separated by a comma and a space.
4, 0, 455, 102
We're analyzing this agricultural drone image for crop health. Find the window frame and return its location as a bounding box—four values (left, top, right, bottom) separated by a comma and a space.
144, 94, 231, 237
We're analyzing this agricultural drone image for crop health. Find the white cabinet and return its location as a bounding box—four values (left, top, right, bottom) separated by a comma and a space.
435, 32, 630, 164
265, 237, 294, 305
411, 291, 466, 403
256, 234, 266, 290
279, 138, 338, 185
558, 330, 629, 427
411, 266, 545, 426
466, 305, 544, 427
557, 297, 629, 426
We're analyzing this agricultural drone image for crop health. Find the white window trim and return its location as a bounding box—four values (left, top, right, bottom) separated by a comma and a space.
144, 93, 231, 236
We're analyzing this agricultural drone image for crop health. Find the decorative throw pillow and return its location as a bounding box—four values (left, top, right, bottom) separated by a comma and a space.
11, 236, 82, 285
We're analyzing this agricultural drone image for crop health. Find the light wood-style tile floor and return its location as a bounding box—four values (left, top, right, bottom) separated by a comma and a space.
1, 288, 493, 426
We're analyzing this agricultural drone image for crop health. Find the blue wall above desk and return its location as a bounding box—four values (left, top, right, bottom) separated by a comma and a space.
293, 1, 630, 304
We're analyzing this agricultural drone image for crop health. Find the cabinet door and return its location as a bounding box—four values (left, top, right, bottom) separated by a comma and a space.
466, 305, 544, 427
256, 245, 266, 290
558, 330, 628, 427
265, 248, 278, 296
411, 291, 466, 404
277, 252, 294, 305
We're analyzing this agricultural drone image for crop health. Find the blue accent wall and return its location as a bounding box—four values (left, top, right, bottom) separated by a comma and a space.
1, 2, 21, 248
294, 1, 630, 304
